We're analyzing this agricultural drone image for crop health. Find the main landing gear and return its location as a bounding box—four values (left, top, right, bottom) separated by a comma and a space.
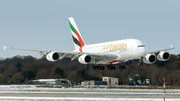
107, 65, 116, 70
107, 64, 126, 70
92, 65, 104, 70
119, 65, 126, 70
92, 65, 126, 70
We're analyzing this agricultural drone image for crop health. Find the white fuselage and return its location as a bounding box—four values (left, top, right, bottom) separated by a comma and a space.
74, 39, 147, 64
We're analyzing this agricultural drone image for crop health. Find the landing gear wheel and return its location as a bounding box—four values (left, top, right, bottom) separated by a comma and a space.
92, 65, 105, 70
138, 62, 143, 66
119, 65, 126, 70
123, 66, 126, 70
107, 65, 116, 70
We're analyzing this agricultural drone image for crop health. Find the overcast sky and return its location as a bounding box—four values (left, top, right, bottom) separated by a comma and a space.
0, 0, 179, 58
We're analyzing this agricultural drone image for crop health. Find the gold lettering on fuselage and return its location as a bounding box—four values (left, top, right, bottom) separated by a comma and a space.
102, 43, 127, 51
102, 46, 109, 50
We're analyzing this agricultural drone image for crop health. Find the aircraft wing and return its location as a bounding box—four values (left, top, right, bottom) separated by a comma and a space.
147, 45, 175, 54
3, 45, 118, 61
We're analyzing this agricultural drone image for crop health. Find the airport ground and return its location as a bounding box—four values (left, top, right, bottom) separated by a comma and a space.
0, 85, 180, 101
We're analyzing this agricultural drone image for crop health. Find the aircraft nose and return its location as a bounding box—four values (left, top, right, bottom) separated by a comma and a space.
141, 47, 147, 55
137, 47, 147, 57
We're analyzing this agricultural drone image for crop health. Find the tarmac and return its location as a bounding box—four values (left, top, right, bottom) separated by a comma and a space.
0, 92, 180, 101
0, 85, 180, 101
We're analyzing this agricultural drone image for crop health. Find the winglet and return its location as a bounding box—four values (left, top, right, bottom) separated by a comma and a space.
170, 45, 175, 49
3, 45, 6, 51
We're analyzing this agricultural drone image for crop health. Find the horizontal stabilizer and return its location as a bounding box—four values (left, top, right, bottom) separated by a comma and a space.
3, 45, 6, 50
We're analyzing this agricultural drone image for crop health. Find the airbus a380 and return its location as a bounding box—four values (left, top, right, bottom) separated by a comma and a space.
4, 17, 175, 70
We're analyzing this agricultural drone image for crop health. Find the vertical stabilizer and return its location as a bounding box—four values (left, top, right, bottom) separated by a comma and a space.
68, 17, 86, 51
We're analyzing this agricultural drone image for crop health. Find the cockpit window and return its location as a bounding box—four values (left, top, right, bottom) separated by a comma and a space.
137, 45, 145, 47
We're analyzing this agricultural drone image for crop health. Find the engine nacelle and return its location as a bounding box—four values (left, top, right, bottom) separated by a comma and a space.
157, 51, 170, 61
143, 54, 156, 64
78, 54, 91, 64
46, 51, 59, 62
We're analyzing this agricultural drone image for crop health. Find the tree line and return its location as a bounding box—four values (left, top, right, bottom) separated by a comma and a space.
0, 54, 180, 85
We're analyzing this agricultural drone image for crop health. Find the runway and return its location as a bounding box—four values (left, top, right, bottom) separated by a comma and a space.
0, 92, 180, 101
0, 85, 180, 101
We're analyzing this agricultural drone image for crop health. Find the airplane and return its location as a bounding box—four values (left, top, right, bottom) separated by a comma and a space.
3, 17, 175, 70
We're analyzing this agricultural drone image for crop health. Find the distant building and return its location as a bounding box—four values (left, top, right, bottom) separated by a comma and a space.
102, 77, 118, 85
81, 80, 94, 86
81, 77, 118, 86
81, 80, 107, 86
29, 79, 71, 85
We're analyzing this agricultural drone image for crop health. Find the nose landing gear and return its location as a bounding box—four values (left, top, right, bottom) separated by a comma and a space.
138, 57, 143, 66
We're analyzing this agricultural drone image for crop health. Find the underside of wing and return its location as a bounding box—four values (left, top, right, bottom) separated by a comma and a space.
4, 45, 118, 64
54, 51, 118, 64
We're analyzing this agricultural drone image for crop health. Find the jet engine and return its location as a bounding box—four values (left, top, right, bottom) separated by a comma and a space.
46, 51, 59, 62
157, 51, 170, 61
143, 54, 156, 64
78, 54, 91, 64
